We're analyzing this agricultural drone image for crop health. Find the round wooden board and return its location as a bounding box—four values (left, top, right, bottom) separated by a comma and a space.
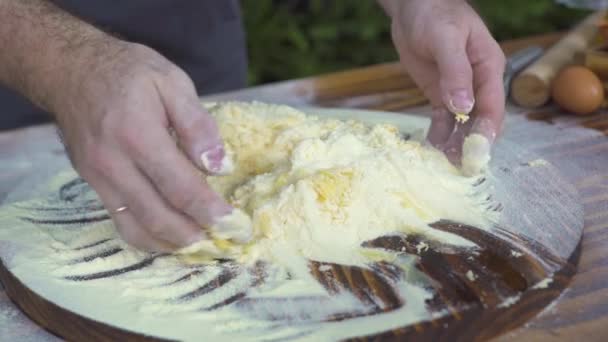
0, 109, 585, 341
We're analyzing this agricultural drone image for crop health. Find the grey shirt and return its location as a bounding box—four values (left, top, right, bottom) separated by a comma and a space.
0, 0, 247, 130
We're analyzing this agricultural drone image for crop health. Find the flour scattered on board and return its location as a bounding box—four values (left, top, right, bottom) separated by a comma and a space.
498, 294, 522, 308
0, 303, 59, 342
318, 264, 332, 272
511, 250, 524, 258
0, 306, 18, 323
532, 277, 553, 290
526, 159, 549, 168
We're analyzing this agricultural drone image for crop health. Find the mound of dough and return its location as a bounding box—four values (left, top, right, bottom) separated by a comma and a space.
185, 102, 497, 266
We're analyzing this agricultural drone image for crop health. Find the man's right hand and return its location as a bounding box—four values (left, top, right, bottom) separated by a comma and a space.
53, 41, 236, 252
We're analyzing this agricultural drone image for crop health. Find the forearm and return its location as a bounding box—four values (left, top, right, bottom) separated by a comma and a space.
0, 0, 116, 116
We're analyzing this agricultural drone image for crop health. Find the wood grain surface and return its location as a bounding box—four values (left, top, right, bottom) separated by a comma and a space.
0, 219, 580, 341
1, 32, 607, 341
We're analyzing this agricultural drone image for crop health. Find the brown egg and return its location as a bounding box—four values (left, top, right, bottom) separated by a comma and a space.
551, 66, 604, 115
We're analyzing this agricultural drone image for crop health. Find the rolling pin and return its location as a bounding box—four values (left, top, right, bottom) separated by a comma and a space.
511, 11, 605, 108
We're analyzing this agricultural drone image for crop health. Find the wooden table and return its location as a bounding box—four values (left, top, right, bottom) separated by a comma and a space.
1, 32, 607, 341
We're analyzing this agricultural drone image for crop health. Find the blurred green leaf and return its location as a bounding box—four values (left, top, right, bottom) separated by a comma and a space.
242, 0, 592, 85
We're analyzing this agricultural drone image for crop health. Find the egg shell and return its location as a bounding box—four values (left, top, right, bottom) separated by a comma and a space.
551, 65, 604, 115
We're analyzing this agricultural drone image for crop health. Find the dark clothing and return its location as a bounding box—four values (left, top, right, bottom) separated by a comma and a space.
0, 0, 247, 130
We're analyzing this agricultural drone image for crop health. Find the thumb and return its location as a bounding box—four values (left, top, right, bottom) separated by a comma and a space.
432, 32, 475, 116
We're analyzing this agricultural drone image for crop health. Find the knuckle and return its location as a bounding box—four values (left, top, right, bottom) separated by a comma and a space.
125, 44, 175, 86
127, 44, 166, 71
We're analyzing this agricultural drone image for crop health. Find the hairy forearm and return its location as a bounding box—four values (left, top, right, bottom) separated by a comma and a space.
0, 0, 116, 116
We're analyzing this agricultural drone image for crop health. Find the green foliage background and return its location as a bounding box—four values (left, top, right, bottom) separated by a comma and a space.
241, 0, 591, 85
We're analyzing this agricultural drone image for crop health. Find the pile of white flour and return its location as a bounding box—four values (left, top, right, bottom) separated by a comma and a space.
185, 102, 498, 267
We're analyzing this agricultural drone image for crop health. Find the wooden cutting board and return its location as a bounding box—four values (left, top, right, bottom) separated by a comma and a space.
0, 108, 585, 341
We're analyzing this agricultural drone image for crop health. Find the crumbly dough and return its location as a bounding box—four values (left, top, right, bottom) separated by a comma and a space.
462, 134, 491, 177
183, 102, 496, 265
454, 112, 470, 124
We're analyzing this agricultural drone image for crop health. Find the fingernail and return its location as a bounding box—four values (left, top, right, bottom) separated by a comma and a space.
448, 89, 475, 114
201, 145, 234, 175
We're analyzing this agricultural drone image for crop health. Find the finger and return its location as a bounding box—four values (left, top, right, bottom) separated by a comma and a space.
122, 114, 234, 231
393, 28, 463, 148
87, 175, 177, 252
113, 211, 176, 253
427, 107, 456, 148
156, 69, 232, 175
403, 64, 456, 148
431, 28, 475, 116
90, 146, 206, 248
457, 37, 504, 177
394, 45, 457, 147
468, 37, 506, 144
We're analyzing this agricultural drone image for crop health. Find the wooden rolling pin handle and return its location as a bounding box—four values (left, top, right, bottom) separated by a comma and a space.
511, 11, 604, 108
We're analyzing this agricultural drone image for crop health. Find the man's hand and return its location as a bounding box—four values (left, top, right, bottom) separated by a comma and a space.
58, 42, 235, 252
379, 0, 506, 161
0, 1, 233, 252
